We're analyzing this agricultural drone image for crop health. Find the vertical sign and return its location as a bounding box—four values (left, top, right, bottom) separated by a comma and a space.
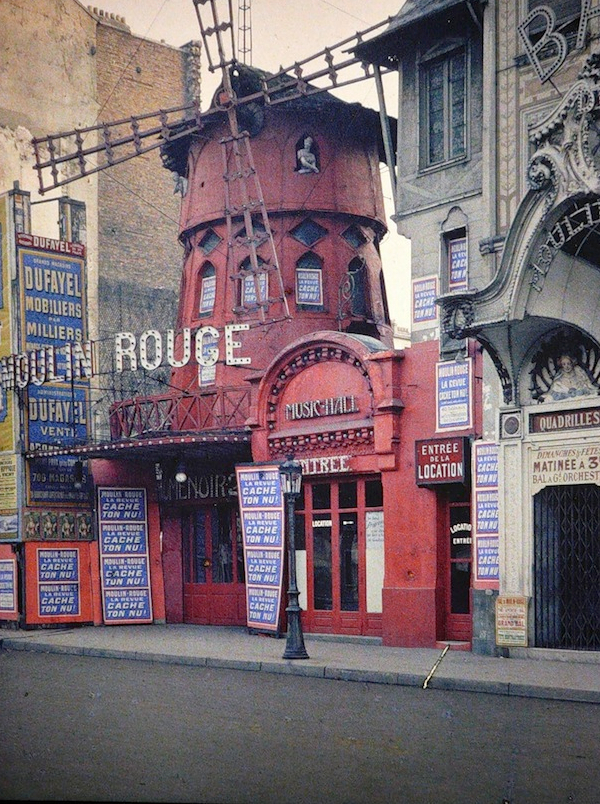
448, 237, 468, 291
412, 276, 438, 327
235, 464, 285, 633
0, 557, 17, 615
37, 547, 80, 616
98, 488, 153, 624
473, 441, 499, 583
17, 234, 90, 505
436, 358, 472, 431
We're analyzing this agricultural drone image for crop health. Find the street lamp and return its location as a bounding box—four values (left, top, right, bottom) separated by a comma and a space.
279, 457, 309, 660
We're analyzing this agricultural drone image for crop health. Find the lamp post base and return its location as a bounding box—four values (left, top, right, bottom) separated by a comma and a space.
283, 606, 309, 660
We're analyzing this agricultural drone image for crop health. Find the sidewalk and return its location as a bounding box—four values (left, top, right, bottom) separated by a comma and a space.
2, 623, 600, 704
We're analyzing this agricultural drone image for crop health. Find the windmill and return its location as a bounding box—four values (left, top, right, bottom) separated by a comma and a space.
32, 0, 397, 324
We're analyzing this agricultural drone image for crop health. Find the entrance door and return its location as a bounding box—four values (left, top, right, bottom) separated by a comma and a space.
445, 500, 473, 641
182, 504, 246, 625
534, 483, 600, 650
301, 476, 383, 636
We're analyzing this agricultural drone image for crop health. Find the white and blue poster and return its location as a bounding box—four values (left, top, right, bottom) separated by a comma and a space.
235, 464, 285, 633
448, 237, 468, 291
0, 557, 17, 614
473, 442, 499, 582
436, 358, 472, 431
98, 488, 153, 624
37, 547, 80, 616
296, 268, 323, 307
412, 276, 438, 326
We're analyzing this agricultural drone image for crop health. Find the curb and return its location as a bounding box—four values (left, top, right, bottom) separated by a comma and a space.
3, 637, 600, 704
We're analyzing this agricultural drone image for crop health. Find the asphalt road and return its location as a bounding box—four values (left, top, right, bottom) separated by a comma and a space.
0, 650, 598, 803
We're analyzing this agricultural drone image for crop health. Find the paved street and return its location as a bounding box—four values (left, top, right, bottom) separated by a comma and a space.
1, 650, 598, 803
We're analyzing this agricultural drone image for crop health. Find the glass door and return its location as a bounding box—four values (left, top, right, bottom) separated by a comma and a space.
300, 476, 382, 636
182, 503, 246, 625
445, 500, 473, 641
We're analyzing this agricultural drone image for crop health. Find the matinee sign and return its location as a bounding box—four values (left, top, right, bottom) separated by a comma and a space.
235, 464, 285, 634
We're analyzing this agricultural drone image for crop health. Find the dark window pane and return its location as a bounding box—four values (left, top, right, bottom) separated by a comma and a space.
365, 478, 383, 508
312, 483, 331, 510
193, 510, 207, 583
339, 481, 357, 509
313, 519, 332, 610
290, 219, 328, 246
340, 513, 358, 611
295, 513, 305, 551
212, 505, 233, 583
199, 229, 222, 255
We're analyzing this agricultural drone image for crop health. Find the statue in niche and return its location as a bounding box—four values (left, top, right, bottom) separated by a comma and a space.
540, 352, 598, 402
296, 135, 319, 173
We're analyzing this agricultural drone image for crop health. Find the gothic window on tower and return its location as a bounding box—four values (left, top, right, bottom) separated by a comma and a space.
290, 218, 328, 247
295, 252, 324, 311
348, 257, 369, 318
239, 256, 268, 310
198, 262, 216, 317
419, 45, 468, 170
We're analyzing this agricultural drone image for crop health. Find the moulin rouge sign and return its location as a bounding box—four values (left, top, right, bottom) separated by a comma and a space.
519, 2, 600, 83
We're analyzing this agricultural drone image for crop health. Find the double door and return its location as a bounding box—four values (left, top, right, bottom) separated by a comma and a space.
298, 476, 383, 636
182, 504, 246, 625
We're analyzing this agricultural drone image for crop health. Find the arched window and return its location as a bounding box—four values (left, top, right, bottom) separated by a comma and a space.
295, 252, 323, 310
198, 262, 216, 317
348, 257, 368, 318
239, 256, 268, 309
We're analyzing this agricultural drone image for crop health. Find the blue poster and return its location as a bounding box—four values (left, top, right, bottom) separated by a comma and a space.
236, 464, 286, 633
436, 359, 472, 430
476, 490, 499, 533
474, 442, 499, 487
448, 237, 468, 290
38, 548, 78, 581
0, 558, 17, 613
296, 268, 323, 306
98, 488, 153, 624
38, 582, 80, 616
473, 442, 500, 583
412, 277, 438, 325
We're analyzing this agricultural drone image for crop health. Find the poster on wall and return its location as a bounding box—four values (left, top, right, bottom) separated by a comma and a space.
235, 464, 285, 634
0, 557, 18, 615
37, 547, 80, 617
472, 441, 499, 583
448, 237, 468, 291
496, 595, 528, 647
0, 453, 18, 540
412, 276, 438, 328
98, 488, 153, 624
435, 358, 473, 431
0, 196, 16, 456
17, 234, 91, 506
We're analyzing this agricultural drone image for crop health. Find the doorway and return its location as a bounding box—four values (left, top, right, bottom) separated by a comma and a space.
443, 496, 473, 641
534, 483, 600, 651
299, 476, 383, 636
182, 503, 246, 625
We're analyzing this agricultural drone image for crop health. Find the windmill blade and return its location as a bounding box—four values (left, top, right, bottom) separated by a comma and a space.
31, 103, 205, 195
31, 12, 397, 195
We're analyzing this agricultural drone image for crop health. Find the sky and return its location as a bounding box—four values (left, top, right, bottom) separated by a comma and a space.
87, 0, 411, 328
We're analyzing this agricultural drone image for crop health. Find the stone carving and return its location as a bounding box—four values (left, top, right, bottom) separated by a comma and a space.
441, 298, 474, 340
529, 331, 600, 403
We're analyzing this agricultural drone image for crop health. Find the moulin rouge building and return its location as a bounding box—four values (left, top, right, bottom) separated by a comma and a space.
1, 64, 483, 649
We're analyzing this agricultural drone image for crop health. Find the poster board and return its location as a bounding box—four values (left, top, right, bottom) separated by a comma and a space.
235, 464, 285, 634
98, 488, 153, 624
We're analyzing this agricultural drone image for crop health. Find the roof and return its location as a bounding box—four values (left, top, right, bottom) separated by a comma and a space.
354, 0, 482, 62
389, 0, 467, 31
